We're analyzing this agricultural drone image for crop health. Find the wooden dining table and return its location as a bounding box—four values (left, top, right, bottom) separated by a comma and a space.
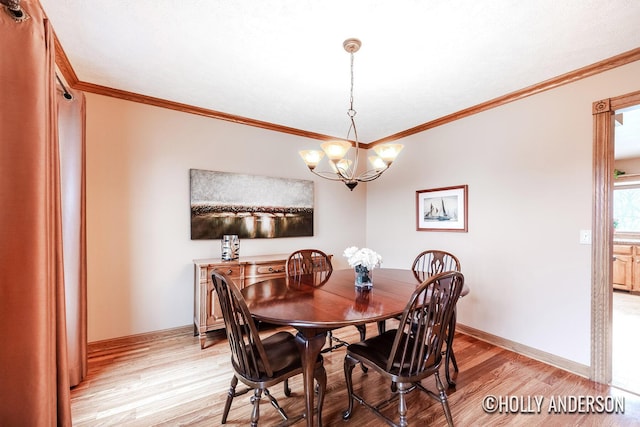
240, 268, 468, 427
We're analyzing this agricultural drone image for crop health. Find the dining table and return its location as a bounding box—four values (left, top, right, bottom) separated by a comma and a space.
240, 268, 469, 427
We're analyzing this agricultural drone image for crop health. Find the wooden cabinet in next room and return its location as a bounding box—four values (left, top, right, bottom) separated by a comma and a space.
613, 245, 638, 292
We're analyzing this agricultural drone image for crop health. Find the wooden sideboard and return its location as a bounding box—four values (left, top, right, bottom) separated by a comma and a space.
193, 254, 289, 348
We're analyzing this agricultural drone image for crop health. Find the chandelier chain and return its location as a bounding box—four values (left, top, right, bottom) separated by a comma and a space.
349, 51, 356, 116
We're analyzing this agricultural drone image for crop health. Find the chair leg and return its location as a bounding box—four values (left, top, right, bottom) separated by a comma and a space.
283, 379, 291, 397
314, 364, 327, 426
450, 350, 459, 373
264, 388, 288, 421
377, 319, 386, 335
445, 309, 458, 387
250, 388, 262, 427
351, 325, 369, 372
434, 371, 454, 427
222, 375, 238, 424
356, 324, 366, 341
397, 382, 409, 427
342, 354, 358, 420
445, 347, 459, 387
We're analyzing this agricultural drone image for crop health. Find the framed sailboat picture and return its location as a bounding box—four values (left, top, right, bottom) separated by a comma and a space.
416, 185, 468, 232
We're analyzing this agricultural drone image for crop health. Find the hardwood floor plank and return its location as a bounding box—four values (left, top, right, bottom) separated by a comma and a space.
72, 324, 640, 426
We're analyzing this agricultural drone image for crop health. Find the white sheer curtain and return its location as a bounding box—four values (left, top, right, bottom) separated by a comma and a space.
58, 86, 87, 388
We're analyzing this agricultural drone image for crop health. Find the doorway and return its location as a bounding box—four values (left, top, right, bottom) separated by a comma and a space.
592, 90, 640, 387
611, 104, 640, 393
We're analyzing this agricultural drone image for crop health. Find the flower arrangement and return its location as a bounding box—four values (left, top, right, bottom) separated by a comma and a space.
343, 246, 382, 271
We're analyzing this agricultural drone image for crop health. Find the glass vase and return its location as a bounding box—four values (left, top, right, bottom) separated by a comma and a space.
354, 265, 372, 289
221, 234, 240, 260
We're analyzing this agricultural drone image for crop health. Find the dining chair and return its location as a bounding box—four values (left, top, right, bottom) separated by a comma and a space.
411, 249, 461, 282
211, 270, 326, 426
285, 248, 333, 286
378, 249, 462, 386
286, 249, 367, 352
342, 271, 464, 427
414, 250, 462, 387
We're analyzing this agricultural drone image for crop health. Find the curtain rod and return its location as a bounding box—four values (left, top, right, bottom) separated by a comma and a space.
56, 73, 73, 100
3, 0, 72, 100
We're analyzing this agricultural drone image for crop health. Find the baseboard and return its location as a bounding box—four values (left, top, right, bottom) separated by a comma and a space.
87, 324, 194, 353
456, 323, 590, 379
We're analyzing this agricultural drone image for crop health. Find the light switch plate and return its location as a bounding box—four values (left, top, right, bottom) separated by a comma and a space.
580, 229, 592, 245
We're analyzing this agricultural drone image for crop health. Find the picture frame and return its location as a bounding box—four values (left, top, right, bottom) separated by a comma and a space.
190, 169, 314, 239
416, 185, 468, 232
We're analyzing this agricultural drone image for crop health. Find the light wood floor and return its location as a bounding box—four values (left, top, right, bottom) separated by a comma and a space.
72, 324, 640, 426
613, 291, 640, 394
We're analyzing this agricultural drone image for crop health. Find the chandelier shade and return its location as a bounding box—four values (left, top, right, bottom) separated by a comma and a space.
298, 38, 403, 190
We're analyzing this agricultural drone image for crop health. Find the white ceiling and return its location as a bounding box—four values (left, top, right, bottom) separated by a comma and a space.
40, 0, 640, 147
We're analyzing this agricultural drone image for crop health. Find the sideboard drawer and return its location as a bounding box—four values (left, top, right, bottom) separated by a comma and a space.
244, 262, 287, 287
210, 265, 242, 278
252, 263, 287, 276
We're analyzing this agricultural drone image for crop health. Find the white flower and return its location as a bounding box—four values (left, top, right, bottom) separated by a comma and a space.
343, 247, 382, 270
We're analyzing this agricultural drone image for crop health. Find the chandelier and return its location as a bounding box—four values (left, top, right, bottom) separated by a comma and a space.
299, 38, 403, 190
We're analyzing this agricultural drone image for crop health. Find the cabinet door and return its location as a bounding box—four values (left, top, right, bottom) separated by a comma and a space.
613, 252, 633, 291
633, 246, 640, 292
208, 265, 243, 323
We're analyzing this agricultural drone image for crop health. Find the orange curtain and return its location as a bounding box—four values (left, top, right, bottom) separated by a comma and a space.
0, 1, 81, 424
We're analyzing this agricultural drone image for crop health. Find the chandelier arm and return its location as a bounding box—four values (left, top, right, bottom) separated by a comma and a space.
347, 115, 359, 176
355, 165, 391, 181
307, 168, 347, 182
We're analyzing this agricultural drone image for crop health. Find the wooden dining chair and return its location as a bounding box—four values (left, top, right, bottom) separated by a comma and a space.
379, 249, 462, 386
342, 271, 464, 427
285, 248, 333, 286
211, 270, 326, 426
286, 249, 367, 353
411, 249, 461, 282
414, 250, 462, 387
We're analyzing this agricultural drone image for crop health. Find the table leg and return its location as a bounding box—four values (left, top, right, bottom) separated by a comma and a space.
295, 331, 327, 427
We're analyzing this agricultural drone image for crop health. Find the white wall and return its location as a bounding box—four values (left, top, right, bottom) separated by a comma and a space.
367, 60, 640, 367
85, 96, 367, 341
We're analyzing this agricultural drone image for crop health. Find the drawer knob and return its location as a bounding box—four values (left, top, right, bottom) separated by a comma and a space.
268, 267, 273, 272
227, 269, 233, 274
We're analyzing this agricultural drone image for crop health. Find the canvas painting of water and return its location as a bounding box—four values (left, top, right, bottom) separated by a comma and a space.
190, 169, 314, 239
